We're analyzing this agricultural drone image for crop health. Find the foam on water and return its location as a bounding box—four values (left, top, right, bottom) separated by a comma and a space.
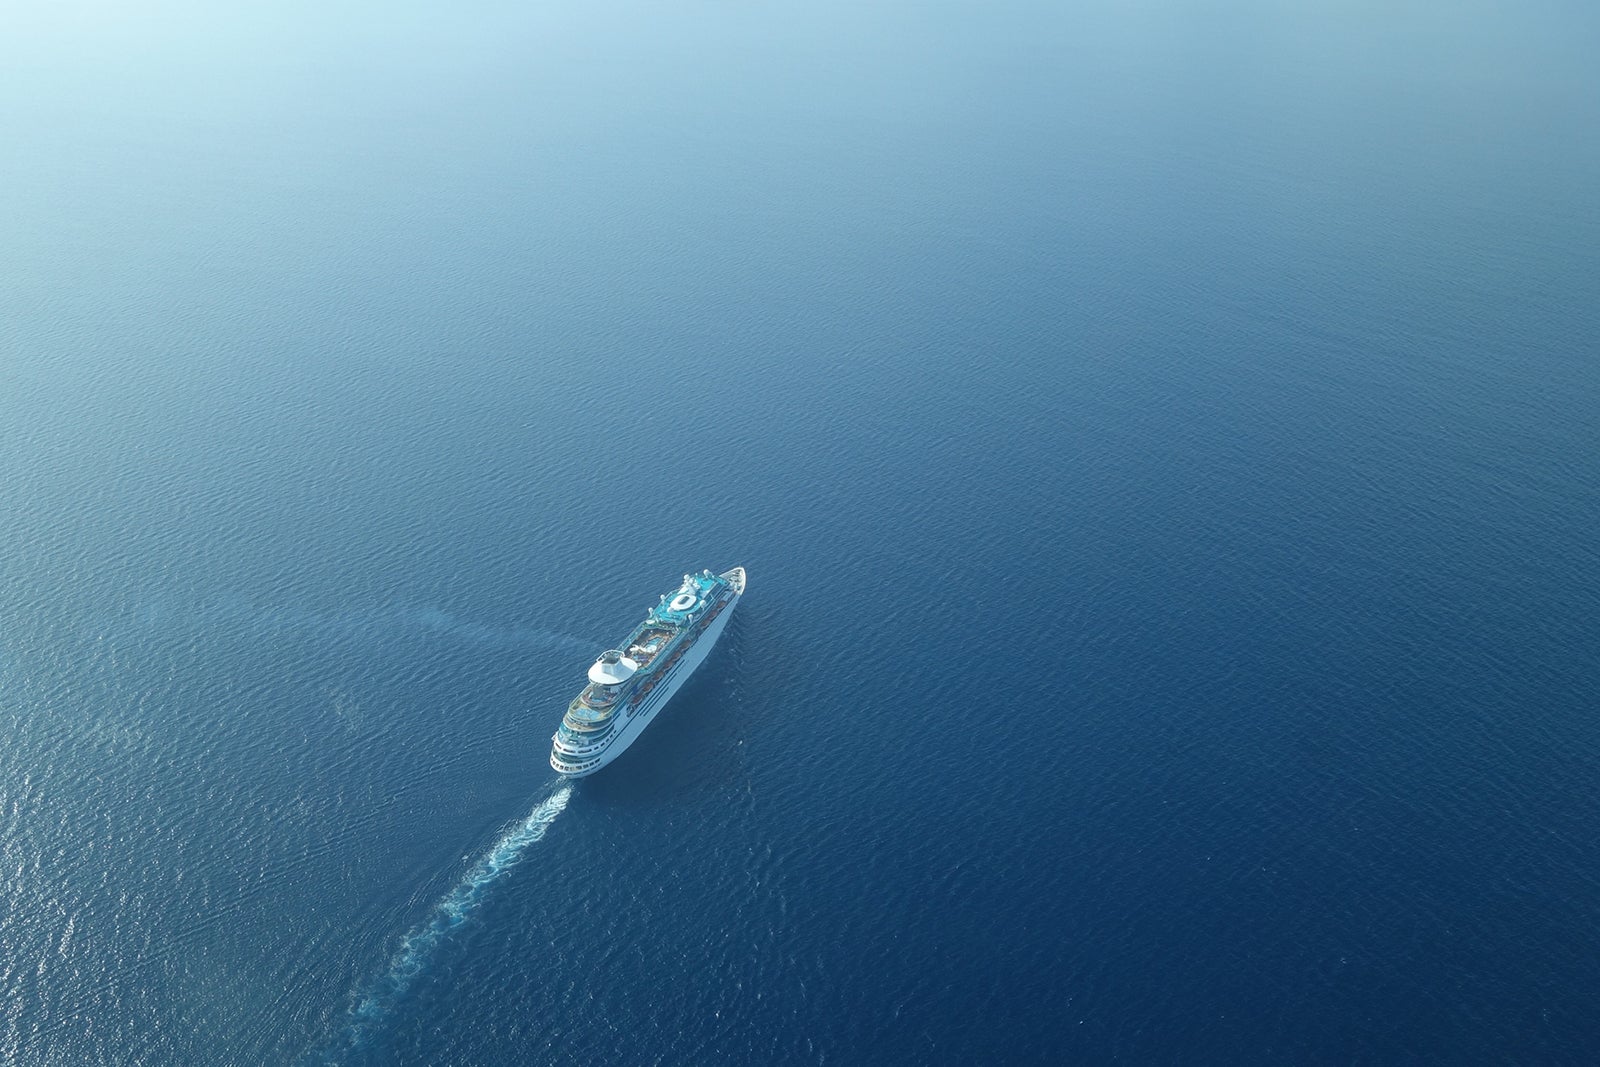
324, 782, 574, 1059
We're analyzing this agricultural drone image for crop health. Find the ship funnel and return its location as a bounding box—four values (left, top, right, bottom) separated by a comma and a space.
588, 649, 638, 685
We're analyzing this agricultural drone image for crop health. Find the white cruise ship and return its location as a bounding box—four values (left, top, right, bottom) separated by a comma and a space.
550, 566, 745, 777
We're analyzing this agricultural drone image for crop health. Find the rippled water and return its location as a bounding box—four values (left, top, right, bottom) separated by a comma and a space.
3, 1, 1598, 1063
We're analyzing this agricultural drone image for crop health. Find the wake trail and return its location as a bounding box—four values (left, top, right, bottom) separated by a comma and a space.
322, 781, 574, 1060
111, 598, 593, 654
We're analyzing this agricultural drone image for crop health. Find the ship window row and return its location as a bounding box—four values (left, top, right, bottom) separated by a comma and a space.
559, 729, 611, 745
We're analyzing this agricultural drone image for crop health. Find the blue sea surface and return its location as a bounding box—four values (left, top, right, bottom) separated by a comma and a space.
3, 2, 1598, 1063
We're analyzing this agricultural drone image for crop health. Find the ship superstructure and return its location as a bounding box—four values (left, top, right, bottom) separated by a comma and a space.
550, 566, 745, 777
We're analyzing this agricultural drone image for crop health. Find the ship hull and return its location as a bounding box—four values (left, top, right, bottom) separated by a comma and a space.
550, 582, 739, 777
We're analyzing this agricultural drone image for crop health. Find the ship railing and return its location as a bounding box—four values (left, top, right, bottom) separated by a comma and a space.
581, 687, 619, 709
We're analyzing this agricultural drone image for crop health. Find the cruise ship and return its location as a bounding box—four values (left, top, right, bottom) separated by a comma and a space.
550, 566, 746, 777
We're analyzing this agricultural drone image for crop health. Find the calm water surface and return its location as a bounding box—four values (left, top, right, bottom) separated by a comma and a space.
2, 2, 1598, 1063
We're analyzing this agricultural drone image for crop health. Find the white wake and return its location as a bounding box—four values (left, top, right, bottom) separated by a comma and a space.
331, 782, 573, 1056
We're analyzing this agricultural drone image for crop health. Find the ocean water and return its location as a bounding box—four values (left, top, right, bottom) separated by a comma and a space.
3, 1, 1599, 1063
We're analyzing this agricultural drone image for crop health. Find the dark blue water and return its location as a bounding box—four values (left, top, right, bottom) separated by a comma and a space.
4, 2, 1598, 1063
